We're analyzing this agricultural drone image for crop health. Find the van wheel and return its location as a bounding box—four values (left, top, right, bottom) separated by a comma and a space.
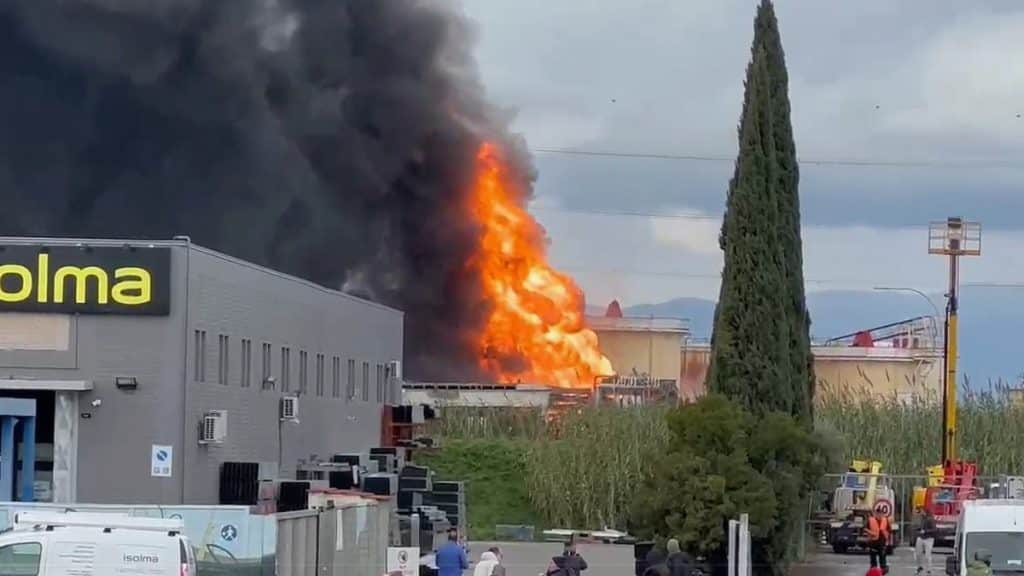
832, 543, 848, 554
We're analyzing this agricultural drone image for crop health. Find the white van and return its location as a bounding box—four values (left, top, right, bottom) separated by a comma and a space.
947, 499, 1024, 575
0, 512, 197, 576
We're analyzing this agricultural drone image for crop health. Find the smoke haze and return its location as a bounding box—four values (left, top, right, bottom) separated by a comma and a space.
0, 0, 534, 381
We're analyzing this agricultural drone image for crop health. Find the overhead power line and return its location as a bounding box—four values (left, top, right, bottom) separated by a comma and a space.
530, 205, 932, 228
557, 267, 1024, 290
531, 147, 1024, 170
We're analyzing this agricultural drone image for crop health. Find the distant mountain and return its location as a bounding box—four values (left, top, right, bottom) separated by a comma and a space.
611, 287, 1024, 386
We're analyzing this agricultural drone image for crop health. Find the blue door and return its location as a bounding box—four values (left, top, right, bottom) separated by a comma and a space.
0, 398, 36, 501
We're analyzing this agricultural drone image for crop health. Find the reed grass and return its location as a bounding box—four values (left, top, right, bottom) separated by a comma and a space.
817, 379, 1024, 475
428, 383, 1024, 533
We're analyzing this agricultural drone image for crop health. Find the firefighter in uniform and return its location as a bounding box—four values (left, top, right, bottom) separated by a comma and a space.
866, 507, 891, 574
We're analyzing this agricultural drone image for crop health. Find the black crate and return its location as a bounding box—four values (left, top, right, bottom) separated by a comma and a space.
429, 492, 464, 505
220, 462, 260, 505
278, 481, 310, 513
398, 491, 423, 510
363, 473, 399, 496
400, 465, 430, 478
370, 454, 397, 474
329, 470, 356, 490
332, 454, 363, 467
433, 481, 464, 493
436, 503, 464, 516
399, 476, 432, 492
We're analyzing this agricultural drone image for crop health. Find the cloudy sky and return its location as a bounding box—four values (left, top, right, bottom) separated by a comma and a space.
461, 0, 1024, 308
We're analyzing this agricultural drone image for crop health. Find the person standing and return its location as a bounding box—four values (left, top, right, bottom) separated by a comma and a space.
546, 540, 588, 576
436, 528, 469, 576
866, 508, 892, 574
473, 550, 500, 576
665, 539, 692, 576
641, 548, 669, 576
487, 547, 506, 576
915, 511, 936, 574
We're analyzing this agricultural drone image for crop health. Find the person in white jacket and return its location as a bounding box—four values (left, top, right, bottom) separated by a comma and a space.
474, 550, 503, 576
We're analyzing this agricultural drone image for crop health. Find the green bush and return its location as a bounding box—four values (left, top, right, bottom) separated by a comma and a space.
630, 395, 837, 576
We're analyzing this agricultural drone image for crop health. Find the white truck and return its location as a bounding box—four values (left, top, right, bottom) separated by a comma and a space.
0, 512, 196, 576
946, 499, 1024, 575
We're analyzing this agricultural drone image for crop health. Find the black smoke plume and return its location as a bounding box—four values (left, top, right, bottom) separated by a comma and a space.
0, 0, 534, 381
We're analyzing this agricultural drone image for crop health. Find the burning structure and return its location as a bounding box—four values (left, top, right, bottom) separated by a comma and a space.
0, 1, 611, 386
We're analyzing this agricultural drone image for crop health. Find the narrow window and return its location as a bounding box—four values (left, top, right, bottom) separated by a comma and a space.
280, 347, 291, 392
218, 335, 229, 385
362, 361, 370, 402
316, 354, 325, 397
262, 343, 273, 389
194, 330, 207, 382
241, 339, 252, 388
347, 359, 356, 401
299, 351, 309, 394
332, 356, 341, 398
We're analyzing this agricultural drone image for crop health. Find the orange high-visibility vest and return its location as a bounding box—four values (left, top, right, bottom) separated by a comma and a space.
866, 516, 891, 541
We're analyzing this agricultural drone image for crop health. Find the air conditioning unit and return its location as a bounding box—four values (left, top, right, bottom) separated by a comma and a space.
199, 410, 228, 444
280, 395, 299, 422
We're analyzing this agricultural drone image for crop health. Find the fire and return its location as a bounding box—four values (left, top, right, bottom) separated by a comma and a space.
467, 142, 614, 388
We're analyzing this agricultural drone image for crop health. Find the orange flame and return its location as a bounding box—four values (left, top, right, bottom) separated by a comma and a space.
467, 142, 614, 388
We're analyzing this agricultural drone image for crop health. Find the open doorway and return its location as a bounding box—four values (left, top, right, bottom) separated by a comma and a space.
0, 391, 54, 502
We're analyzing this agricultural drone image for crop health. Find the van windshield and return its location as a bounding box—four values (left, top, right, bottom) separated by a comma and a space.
966, 532, 1024, 573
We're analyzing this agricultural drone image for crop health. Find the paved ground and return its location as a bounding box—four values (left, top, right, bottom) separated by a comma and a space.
791, 546, 947, 576
468, 542, 945, 576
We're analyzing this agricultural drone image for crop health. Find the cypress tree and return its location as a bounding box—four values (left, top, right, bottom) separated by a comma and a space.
706, 44, 793, 416
755, 0, 815, 424
708, 0, 814, 423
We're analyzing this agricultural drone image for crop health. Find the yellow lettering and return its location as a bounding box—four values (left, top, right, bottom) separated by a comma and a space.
0, 265, 32, 303
37, 253, 49, 303
111, 267, 151, 305
54, 266, 109, 304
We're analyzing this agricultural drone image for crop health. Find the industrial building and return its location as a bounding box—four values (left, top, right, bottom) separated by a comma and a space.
680, 316, 943, 402
0, 237, 403, 506
586, 301, 689, 389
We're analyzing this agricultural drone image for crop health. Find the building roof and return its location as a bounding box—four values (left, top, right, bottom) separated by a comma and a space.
586, 314, 689, 334
0, 235, 402, 314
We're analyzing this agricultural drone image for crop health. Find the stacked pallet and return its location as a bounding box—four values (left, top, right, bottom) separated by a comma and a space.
430, 481, 466, 537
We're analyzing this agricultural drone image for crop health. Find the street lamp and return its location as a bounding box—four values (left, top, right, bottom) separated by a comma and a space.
928, 217, 982, 464
872, 286, 941, 347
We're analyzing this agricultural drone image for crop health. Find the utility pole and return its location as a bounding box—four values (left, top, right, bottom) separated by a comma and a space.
928, 217, 981, 464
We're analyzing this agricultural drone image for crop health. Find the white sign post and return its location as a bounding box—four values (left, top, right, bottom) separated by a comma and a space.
150, 445, 173, 478
727, 519, 739, 576
387, 547, 419, 576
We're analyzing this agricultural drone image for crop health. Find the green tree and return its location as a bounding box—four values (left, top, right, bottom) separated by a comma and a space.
754, 0, 815, 425
707, 41, 792, 417
631, 396, 835, 576
707, 0, 813, 423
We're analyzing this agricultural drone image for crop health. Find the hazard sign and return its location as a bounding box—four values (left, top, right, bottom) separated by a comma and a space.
873, 499, 893, 517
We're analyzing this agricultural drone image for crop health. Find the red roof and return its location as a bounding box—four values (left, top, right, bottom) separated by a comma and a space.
605, 300, 624, 318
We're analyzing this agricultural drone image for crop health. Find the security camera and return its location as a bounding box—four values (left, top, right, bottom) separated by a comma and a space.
90, 399, 102, 408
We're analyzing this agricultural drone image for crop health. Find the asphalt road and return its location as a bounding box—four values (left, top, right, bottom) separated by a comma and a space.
468, 542, 942, 576
791, 546, 945, 576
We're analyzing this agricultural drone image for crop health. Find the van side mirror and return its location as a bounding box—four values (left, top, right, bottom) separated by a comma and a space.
945, 555, 957, 575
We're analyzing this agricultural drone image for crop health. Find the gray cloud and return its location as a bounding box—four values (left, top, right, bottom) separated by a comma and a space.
466, 0, 1024, 230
